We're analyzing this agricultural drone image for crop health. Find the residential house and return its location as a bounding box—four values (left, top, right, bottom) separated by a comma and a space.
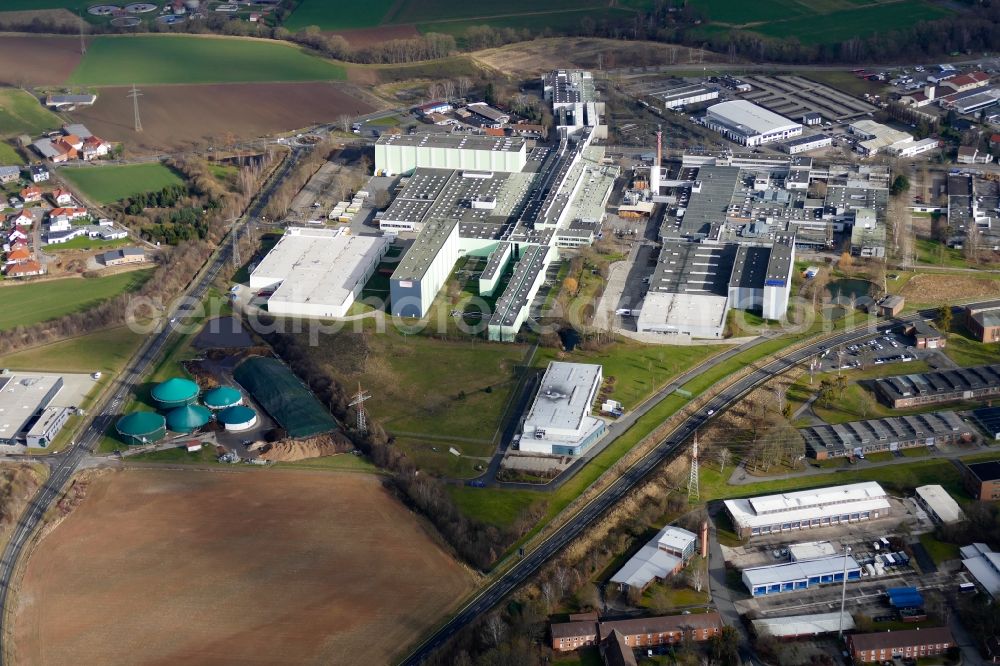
19, 186, 42, 203
958, 146, 994, 165
600, 630, 638, 666
552, 612, 723, 654
80, 135, 111, 161
51, 189, 73, 206
29, 165, 49, 183
4, 260, 45, 278
9, 210, 33, 226
49, 207, 88, 222
416, 101, 453, 116
100, 247, 145, 266
4, 247, 32, 265
0, 166, 19, 184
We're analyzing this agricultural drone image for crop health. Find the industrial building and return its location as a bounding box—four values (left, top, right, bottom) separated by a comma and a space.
703, 101, 802, 146
965, 300, 1000, 343
543, 69, 600, 129
648, 80, 718, 110
801, 410, 969, 459
249, 227, 389, 319
637, 233, 795, 338
389, 219, 460, 318
374, 133, 527, 176
960, 459, 1000, 501
971, 406, 1000, 441
217, 405, 258, 432
782, 134, 832, 155
166, 404, 212, 434
742, 554, 861, 596
519, 362, 605, 456
847, 627, 953, 663
150, 377, 199, 409
914, 484, 965, 524
873, 364, 1000, 408
610, 525, 698, 591
723, 482, 890, 539
0, 374, 64, 446
961, 543, 1000, 598
487, 244, 552, 342
115, 411, 167, 446
25, 406, 71, 448
751, 612, 855, 639
850, 208, 886, 258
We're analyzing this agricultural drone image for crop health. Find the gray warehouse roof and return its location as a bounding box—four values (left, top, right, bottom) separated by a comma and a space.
390, 218, 458, 282
875, 364, 1000, 403
489, 244, 549, 327
650, 241, 737, 296
672, 165, 741, 237
802, 411, 967, 457
376, 133, 524, 153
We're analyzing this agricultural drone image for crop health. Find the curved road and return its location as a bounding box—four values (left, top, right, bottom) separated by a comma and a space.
0, 146, 305, 664
401, 310, 935, 665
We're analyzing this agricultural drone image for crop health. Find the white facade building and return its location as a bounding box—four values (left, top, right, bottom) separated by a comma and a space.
610, 526, 698, 590
249, 227, 389, 319
724, 482, 891, 539
704, 101, 802, 146
519, 362, 605, 456
389, 219, 460, 318
914, 485, 965, 524
375, 134, 526, 176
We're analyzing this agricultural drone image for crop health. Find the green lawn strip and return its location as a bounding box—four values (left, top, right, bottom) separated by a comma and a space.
918, 532, 960, 565
0, 89, 62, 138
535, 342, 725, 411
68, 35, 346, 86
943, 330, 998, 368
274, 453, 382, 473
0, 270, 152, 330
748, 1, 950, 44
553, 646, 603, 666
447, 484, 541, 528
60, 163, 184, 205
394, 436, 490, 479
397, 0, 608, 23
418, 8, 637, 35
45, 236, 133, 252
914, 238, 969, 269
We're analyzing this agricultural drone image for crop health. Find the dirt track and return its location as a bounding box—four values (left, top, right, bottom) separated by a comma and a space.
14, 468, 474, 666
65, 82, 378, 154
0, 34, 82, 86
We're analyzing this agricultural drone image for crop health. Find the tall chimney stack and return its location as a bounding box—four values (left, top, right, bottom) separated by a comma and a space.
700, 520, 709, 558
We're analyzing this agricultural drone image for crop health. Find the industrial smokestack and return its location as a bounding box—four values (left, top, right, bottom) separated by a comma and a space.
700, 520, 709, 558
656, 128, 662, 168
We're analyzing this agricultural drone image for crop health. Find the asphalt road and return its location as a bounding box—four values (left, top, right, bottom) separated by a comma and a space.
400, 310, 935, 665
0, 146, 304, 664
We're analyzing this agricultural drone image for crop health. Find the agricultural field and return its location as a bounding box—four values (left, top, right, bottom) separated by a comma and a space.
421, 9, 639, 36
67, 36, 347, 86
0, 36, 83, 86
12, 469, 475, 666
60, 163, 184, 204
0, 1, 92, 10
66, 81, 376, 154
0, 141, 24, 165
394, 0, 610, 23
0, 88, 62, 138
283, 0, 397, 30
0, 270, 152, 331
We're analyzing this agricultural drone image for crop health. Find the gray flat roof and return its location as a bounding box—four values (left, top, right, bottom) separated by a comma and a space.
729, 245, 770, 289
390, 218, 458, 283
523, 361, 602, 433
672, 165, 741, 237
744, 555, 861, 587
489, 244, 548, 327
785, 134, 831, 147
481, 242, 511, 281
766, 232, 795, 284
875, 364, 1000, 403
0, 374, 62, 441
651, 241, 736, 296
376, 133, 524, 152
544, 69, 596, 104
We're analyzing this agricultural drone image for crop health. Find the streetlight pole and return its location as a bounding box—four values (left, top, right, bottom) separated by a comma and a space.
838, 545, 852, 639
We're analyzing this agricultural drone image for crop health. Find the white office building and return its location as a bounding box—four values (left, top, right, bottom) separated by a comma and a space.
704, 101, 802, 147
249, 227, 389, 319
519, 362, 605, 456
611, 526, 698, 590
724, 482, 891, 539
914, 485, 965, 524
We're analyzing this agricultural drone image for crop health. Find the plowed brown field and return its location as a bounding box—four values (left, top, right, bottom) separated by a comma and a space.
66, 82, 378, 153
0, 35, 82, 86
13, 469, 474, 666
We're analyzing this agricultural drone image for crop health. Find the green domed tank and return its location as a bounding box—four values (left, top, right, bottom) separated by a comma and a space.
165, 404, 212, 434
116, 412, 167, 445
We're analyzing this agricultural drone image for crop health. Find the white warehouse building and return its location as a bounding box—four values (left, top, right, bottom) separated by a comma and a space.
249, 227, 389, 319
375, 134, 527, 176
388, 219, 460, 318
704, 100, 802, 146
519, 362, 606, 456
724, 481, 890, 539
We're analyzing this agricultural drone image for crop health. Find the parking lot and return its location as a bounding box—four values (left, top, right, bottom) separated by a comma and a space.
741, 75, 877, 123
816, 329, 956, 373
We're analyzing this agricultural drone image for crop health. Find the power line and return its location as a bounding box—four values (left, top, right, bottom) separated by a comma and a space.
687, 431, 700, 502
127, 84, 143, 133
348, 382, 372, 433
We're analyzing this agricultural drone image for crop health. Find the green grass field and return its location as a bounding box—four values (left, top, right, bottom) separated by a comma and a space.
0, 271, 151, 331
0, 141, 24, 166
0, 325, 144, 374
67, 36, 346, 86
749, 1, 950, 43
60, 163, 184, 204
283, 0, 396, 30
420, 8, 639, 35
0, 89, 62, 138
689, 0, 812, 24
44, 236, 132, 252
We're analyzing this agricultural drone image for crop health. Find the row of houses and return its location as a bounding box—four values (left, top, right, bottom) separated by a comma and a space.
32, 124, 111, 164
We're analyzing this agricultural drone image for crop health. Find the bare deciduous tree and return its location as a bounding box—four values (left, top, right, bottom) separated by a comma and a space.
482, 612, 506, 648
717, 447, 731, 474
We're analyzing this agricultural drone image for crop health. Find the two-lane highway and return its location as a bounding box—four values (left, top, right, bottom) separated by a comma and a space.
401, 312, 932, 664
